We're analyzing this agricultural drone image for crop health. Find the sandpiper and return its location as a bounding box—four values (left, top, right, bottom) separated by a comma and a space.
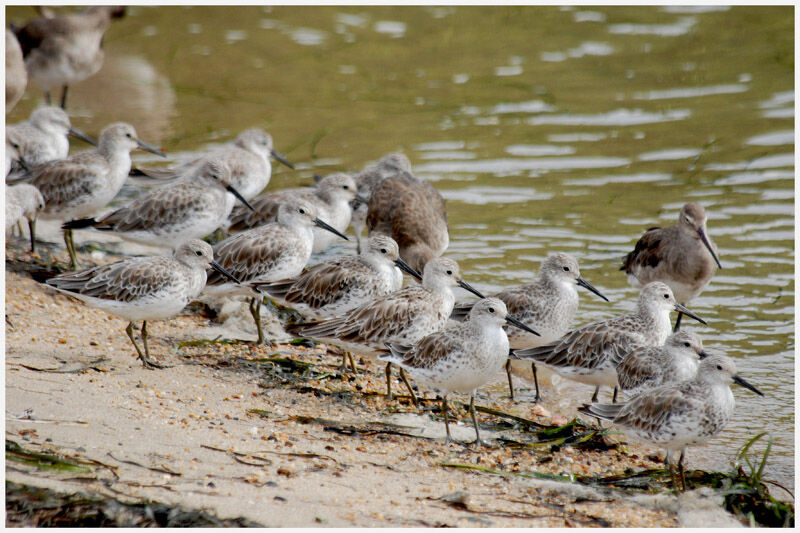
12, 122, 165, 268
351, 153, 413, 253
228, 173, 361, 253
255, 234, 421, 370
366, 167, 449, 273
381, 298, 539, 445
134, 128, 293, 201
5, 183, 44, 252
45, 239, 240, 368
62, 159, 254, 250
205, 200, 348, 344
12, 6, 127, 108
6, 29, 27, 113
6, 106, 96, 173
286, 257, 485, 402
621, 202, 721, 331
451, 252, 608, 401
615, 330, 707, 397
511, 282, 706, 403
579, 353, 763, 490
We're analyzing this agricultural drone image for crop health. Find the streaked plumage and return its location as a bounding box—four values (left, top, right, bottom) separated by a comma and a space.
622, 202, 721, 329
452, 253, 608, 399
62, 159, 253, 250
11, 122, 164, 267
579, 353, 763, 490
381, 298, 536, 444
6, 106, 95, 173
205, 200, 348, 343
351, 153, 413, 252
13, 6, 127, 107
5, 183, 44, 252
365, 162, 449, 273
6, 29, 27, 113
512, 282, 706, 402
45, 239, 239, 368
228, 173, 357, 252
615, 330, 706, 396
286, 257, 484, 400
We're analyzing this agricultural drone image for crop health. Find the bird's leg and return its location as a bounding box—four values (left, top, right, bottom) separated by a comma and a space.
60, 85, 69, 109
398, 367, 418, 407
138, 320, 166, 369
591, 386, 600, 403
532, 362, 542, 403
673, 311, 684, 332
125, 322, 146, 362
385, 362, 393, 401
441, 395, 452, 444
469, 394, 486, 447
347, 352, 357, 373
249, 297, 264, 344
612, 386, 618, 403
339, 351, 356, 373
64, 229, 78, 269
678, 449, 687, 492
505, 359, 515, 400
28, 218, 37, 253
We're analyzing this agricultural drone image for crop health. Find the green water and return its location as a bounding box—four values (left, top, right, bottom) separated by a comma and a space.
7, 6, 794, 492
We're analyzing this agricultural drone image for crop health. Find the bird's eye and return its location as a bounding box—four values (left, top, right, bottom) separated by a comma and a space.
684, 342, 690, 347
299, 208, 306, 214
380, 248, 387, 254
446, 270, 453, 276
126, 133, 132, 138
488, 307, 495, 313
563, 266, 570, 272
716, 364, 722, 370
195, 250, 203, 256
663, 294, 669, 299
343, 185, 349, 190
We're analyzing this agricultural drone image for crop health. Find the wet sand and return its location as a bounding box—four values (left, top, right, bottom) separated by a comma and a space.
4, 241, 751, 527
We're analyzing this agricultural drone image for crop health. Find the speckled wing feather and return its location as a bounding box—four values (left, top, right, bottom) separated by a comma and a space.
621, 226, 665, 273
608, 386, 694, 435
25, 153, 108, 210
207, 227, 290, 285
257, 257, 367, 309
615, 346, 662, 390
515, 319, 644, 370
228, 189, 308, 232
386, 330, 463, 369
47, 256, 175, 303
93, 183, 210, 232
452, 284, 535, 322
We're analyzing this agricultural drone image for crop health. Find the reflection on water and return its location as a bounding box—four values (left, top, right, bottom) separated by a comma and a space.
6, 5, 793, 493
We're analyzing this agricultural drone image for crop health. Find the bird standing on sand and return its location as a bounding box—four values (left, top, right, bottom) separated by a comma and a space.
621, 202, 721, 331
46, 239, 240, 369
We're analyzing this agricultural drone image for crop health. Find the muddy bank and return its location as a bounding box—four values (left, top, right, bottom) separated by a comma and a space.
4, 242, 792, 527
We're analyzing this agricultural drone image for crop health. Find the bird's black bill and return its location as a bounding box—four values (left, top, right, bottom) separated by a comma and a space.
394, 257, 422, 281
226, 185, 256, 212
68, 127, 97, 146
137, 138, 167, 158
457, 279, 485, 299
733, 374, 764, 396
314, 218, 349, 241
577, 277, 609, 302
210, 261, 241, 284
674, 303, 706, 325
698, 350, 709, 360
354, 193, 369, 204
698, 227, 722, 269
506, 314, 540, 337
271, 149, 294, 169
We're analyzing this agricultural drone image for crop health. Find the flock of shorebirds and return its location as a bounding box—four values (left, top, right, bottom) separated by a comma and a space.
6, 6, 765, 491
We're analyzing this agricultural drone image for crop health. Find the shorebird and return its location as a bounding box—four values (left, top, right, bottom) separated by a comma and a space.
45, 239, 240, 368
255, 234, 421, 370
621, 202, 721, 331
227, 173, 361, 253
511, 282, 706, 403
204, 200, 348, 344
286, 257, 486, 402
62, 159, 254, 250
451, 252, 608, 401
133, 128, 293, 201
6, 29, 27, 113
5, 183, 44, 252
10, 122, 164, 268
579, 353, 763, 490
366, 166, 449, 273
6, 106, 96, 173
351, 153, 413, 253
12, 6, 127, 108
381, 298, 539, 445
615, 330, 707, 397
